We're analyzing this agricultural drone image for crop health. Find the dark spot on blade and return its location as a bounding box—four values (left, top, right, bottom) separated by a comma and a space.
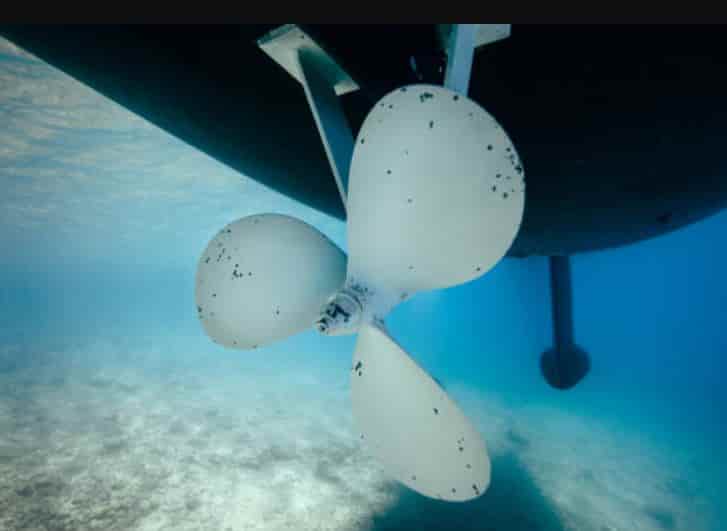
16, 486, 33, 497
411, 475, 417, 481
466, 464, 471, 469
487, 144, 493, 151
433, 408, 439, 415
429, 120, 434, 129
453, 95, 459, 101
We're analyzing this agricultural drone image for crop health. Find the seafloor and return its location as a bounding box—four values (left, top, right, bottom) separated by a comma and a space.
0, 338, 716, 531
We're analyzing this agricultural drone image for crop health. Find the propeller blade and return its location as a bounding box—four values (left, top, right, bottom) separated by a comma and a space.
195, 214, 346, 349
346, 84, 525, 295
351, 323, 490, 502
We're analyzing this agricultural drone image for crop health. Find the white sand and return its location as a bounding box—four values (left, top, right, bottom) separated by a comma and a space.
0, 340, 718, 530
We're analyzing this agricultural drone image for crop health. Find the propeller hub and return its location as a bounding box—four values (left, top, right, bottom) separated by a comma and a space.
316, 289, 363, 336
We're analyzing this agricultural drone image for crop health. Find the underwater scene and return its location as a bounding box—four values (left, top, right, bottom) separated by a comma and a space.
1, 35, 726, 531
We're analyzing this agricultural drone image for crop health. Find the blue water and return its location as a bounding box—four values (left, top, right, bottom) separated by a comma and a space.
1, 36, 724, 530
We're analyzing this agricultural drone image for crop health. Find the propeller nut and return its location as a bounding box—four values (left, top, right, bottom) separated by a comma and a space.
316, 290, 362, 336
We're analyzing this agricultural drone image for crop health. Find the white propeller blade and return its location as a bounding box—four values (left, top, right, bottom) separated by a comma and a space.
195, 214, 346, 349
351, 323, 490, 502
346, 84, 525, 296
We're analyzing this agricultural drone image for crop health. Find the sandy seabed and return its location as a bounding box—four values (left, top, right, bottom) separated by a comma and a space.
0, 340, 717, 531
